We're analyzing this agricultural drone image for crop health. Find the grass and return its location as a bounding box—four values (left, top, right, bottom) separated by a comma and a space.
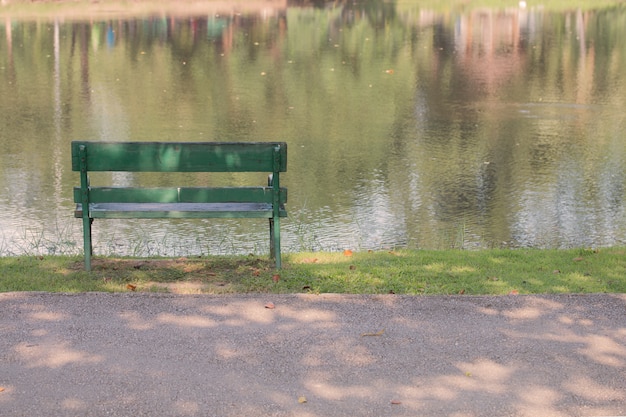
1, 248, 625, 295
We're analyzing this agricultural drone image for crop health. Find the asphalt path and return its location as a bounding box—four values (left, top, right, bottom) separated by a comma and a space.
1, 292, 625, 416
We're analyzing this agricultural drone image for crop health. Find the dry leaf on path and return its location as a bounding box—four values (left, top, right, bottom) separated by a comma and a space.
361, 329, 385, 337
264, 302, 275, 309
126, 284, 137, 291
298, 396, 307, 404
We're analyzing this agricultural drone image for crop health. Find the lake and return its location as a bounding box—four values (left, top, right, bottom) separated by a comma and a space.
1, 1, 626, 256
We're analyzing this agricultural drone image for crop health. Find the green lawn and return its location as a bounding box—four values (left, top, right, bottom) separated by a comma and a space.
1, 248, 625, 295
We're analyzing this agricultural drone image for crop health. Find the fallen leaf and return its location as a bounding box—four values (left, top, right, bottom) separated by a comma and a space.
302, 285, 312, 291
385, 69, 394, 74
298, 396, 307, 404
349, 265, 356, 270
390, 400, 401, 405
458, 289, 465, 294
509, 290, 519, 295
252, 269, 261, 277
0, 387, 5, 392
264, 302, 275, 309
272, 274, 280, 283
573, 257, 584, 262
302, 258, 319, 264
343, 249, 353, 257
126, 284, 137, 291
465, 372, 472, 377
553, 269, 560, 274
361, 329, 385, 337
487, 276, 499, 281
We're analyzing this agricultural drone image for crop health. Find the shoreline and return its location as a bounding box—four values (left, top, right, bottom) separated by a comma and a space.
0, 0, 289, 20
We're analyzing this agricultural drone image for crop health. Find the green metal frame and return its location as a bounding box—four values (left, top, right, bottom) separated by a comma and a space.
72, 141, 287, 271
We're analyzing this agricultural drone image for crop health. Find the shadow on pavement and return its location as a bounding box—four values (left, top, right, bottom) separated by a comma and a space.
1, 293, 625, 416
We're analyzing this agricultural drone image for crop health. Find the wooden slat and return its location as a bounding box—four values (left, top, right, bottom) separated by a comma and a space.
71, 141, 287, 172
74, 187, 178, 204
179, 187, 287, 204
74, 187, 287, 205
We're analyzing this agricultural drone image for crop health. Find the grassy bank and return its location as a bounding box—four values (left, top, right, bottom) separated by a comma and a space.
2, 0, 624, 21
1, 248, 625, 294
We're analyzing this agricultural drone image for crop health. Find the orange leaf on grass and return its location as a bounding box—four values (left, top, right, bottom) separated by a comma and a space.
343, 249, 353, 257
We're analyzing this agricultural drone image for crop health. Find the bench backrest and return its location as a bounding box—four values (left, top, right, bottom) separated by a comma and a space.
71, 141, 287, 173
72, 141, 287, 206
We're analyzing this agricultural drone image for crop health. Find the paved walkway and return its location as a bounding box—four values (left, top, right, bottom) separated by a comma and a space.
1, 292, 625, 416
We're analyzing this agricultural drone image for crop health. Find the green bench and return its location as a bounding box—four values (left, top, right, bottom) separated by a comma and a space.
72, 141, 287, 271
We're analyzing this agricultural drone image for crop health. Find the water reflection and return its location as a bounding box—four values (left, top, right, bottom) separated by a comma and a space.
1, 2, 625, 256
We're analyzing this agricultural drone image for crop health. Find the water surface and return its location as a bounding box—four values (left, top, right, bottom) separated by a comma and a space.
1, 2, 626, 256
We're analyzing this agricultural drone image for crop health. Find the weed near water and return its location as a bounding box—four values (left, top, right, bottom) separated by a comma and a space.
1, 248, 625, 295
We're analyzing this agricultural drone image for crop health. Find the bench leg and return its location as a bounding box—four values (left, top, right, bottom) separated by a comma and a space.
82, 217, 92, 271
269, 217, 281, 269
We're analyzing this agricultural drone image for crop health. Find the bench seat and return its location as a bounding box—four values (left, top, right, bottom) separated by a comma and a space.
75, 202, 287, 219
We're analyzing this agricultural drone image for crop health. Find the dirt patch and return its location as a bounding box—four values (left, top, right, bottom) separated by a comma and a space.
71, 256, 274, 293
144, 280, 232, 294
